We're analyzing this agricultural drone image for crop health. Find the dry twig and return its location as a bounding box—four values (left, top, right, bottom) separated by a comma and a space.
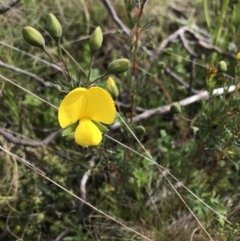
99, 0, 131, 36
164, 66, 199, 94
0, 61, 51, 87
111, 85, 236, 130
0, 128, 62, 147
0, 0, 21, 14
54, 229, 69, 241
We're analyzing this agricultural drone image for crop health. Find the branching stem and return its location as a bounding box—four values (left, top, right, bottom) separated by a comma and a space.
43, 48, 69, 80
89, 72, 108, 86
130, 0, 147, 123
57, 40, 71, 80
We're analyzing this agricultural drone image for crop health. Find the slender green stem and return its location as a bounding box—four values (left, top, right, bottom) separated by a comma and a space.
60, 45, 88, 77
129, 0, 146, 123
57, 39, 70, 80
213, 0, 230, 45
89, 72, 108, 86
86, 54, 95, 87
203, 0, 210, 29
43, 48, 67, 77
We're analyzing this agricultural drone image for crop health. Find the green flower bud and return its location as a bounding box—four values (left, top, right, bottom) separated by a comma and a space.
89, 26, 103, 53
107, 58, 130, 74
47, 13, 62, 42
135, 125, 146, 135
22, 27, 45, 49
56, 85, 62, 92
190, 126, 199, 135
170, 103, 181, 114
217, 60, 227, 72
158, 61, 166, 69
107, 76, 119, 98
177, 86, 187, 95
37, 213, 45, 223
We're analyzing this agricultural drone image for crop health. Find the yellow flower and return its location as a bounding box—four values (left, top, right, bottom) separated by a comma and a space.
58, 87, 116, 147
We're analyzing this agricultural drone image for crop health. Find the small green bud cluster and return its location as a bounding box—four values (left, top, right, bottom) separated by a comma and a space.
22, 13, 62, 48
23, 14, 131, 90
88, 27, 130, 74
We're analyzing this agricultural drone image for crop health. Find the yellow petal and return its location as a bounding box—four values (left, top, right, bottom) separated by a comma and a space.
58, 88, 87, 128
75, 118, 102, 147
84, 87, 116, 124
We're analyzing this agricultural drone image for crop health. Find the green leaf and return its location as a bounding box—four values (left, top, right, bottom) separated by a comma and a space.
91, 120, 108, 132
62, 122, 78, 136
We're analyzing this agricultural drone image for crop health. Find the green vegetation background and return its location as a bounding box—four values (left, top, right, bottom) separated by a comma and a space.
1, 0, 240, 240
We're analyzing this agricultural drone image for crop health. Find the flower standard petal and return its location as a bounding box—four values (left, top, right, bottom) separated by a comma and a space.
58, 88, 87, 128
84, 87, 116, 124
75, 118, 102, 146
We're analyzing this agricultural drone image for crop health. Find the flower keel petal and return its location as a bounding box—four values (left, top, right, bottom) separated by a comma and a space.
75, 119, 102, 147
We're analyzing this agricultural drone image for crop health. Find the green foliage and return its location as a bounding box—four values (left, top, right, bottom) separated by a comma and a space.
2, 0, 240, 240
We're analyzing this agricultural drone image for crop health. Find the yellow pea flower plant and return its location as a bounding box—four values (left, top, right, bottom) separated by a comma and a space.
23, 15, 129, 147
58, 87, 116, 147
